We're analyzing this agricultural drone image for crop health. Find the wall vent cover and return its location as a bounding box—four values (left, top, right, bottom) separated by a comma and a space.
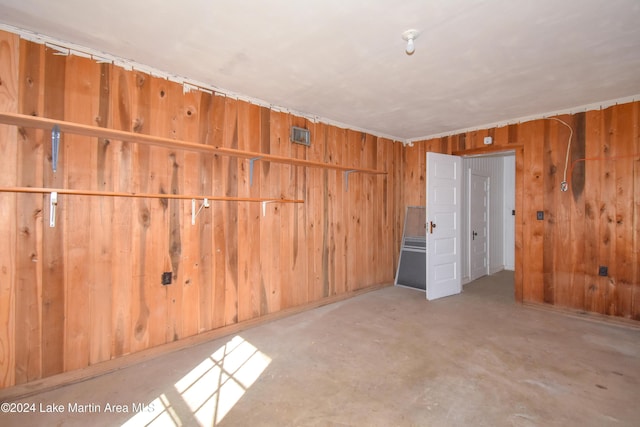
290, 126, 310, 146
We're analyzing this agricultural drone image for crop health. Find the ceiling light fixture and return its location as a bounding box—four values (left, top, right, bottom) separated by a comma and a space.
402, 29, 420, 55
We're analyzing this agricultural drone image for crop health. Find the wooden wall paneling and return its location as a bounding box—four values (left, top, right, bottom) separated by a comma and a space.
514, 146, 524, 302
62, 54, 99, 372
40, 45, 67, 378
258, 106, 271, 315
222, 96, 239, 325
164, 80, 186, 343
143, 77, 171, 347
600, 107, 618, 315
0, 30, 19, 389
289, 115, 308, 306
365, 134, 377, 287
566, 113, 586, 311
401, 143, 423, 208
129, 71, 153, 353
308, 121, 326, 301
263, 109, 281, 312
375, 138, 387, 285
89, 61, 114, 365
211, 94, 228, 328
110, 67, 135, 358
247, 104, 263, 317
235, 100, 250, 322
236, 101, 258, 322
387, 139, 400, 281
633, 102, 640, 320
321, 124, 336, 297
196, 92, 215, 331
494, 125, 509, 147
612, 103, 634, 317
14, 37, 44, 384
584, 110, 605, 313
333, 128, 347, 295
346, 130, 361, 291
542, 119, 558, 305
392, 141, 404, 275
277, 111, 294, 308
370, 136, 381, 286
521, 120, 545, 303
178, 89, 202, 337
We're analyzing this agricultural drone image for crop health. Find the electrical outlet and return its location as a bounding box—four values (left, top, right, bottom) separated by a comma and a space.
536, 211, 544, 220
162, 272, 172, 285
598, 266, 608, 277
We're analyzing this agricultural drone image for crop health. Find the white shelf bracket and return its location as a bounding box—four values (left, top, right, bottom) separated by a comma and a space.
191, 198, 210, 225
51, 124, 60, 173
344, 170, 357, 191
262, 200, 277, 216
249, 157, 262, 186
49, 191, 58, 227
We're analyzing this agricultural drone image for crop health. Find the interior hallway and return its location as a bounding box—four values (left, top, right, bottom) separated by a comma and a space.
1, 271, 639, 426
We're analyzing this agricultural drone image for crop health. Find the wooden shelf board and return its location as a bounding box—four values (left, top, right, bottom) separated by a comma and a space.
0, 112, 387, 175
0, 186, 303, 203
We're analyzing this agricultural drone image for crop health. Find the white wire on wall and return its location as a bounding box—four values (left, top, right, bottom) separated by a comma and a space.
545, 117, 573, 192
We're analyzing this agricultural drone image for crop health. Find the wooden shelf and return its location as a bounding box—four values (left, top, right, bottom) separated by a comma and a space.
0, 112, 387, 175
0, 186, 303, 204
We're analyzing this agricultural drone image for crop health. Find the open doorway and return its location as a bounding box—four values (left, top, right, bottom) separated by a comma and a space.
462, 152, 515, 285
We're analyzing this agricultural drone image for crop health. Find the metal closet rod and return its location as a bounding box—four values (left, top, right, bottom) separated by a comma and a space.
0, 186, 303, 203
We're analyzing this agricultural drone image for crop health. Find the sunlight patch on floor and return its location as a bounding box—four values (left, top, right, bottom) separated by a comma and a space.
122, 335, 271, 426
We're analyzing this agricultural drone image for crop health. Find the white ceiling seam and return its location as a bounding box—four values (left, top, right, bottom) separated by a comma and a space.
0, 23, 406, 144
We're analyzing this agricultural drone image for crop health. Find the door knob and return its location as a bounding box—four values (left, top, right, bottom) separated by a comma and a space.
472, 231, 478, 240
429, 221, 437, 234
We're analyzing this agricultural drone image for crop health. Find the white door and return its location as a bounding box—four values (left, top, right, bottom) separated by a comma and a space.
469, 173, 489, 281
426, 152, 462, 300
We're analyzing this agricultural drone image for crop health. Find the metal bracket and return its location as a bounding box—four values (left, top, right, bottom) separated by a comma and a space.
49, 192, 58, 227
262, 201, 277, 216
52, 125, 60, 172
249, 157, 263, 186
344, 170, 357, 191
191, 198, 210, 225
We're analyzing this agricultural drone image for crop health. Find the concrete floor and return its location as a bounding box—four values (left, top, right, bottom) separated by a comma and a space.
1, 271, 639, 426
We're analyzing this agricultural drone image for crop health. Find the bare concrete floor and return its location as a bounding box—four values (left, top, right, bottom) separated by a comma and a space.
2, 271, 639, 426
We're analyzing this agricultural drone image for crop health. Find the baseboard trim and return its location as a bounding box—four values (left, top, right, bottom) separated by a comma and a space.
523, 301, 640, 330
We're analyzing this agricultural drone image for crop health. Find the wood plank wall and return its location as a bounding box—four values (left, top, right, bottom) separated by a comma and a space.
404, 104, 640, 319
0, 33, 403, 390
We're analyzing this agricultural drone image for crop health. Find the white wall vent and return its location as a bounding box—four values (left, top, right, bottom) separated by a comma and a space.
290, 126, 310, 146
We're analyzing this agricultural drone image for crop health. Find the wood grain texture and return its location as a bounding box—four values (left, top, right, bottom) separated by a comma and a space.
15, 37, 43, 384
633, 103, 640, 321
40, 45, 66, 379
612, 103, 634, 317
63, 54, 97, 372
583, 110, 605, 314
0, 30, 19, 389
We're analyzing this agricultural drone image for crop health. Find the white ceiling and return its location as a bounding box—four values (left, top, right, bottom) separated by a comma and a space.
1, 0, 639, 142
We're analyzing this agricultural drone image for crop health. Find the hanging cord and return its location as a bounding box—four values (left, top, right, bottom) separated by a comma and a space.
545, 117, 573, 192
